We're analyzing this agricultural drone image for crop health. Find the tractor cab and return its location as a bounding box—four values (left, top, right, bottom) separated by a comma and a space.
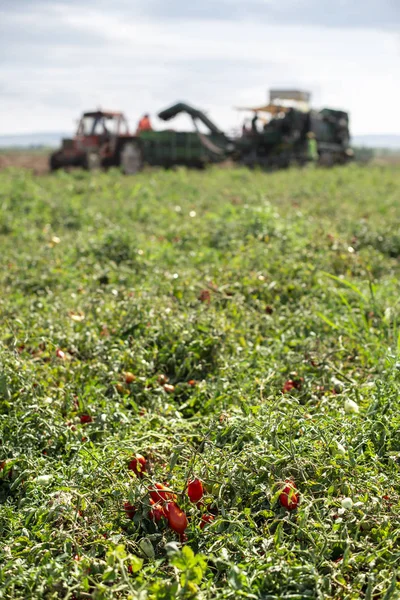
71, 111, 131, 155
77, 111, 130, 138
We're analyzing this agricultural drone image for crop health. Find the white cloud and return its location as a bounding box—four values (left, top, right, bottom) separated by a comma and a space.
0, 2, 399, 135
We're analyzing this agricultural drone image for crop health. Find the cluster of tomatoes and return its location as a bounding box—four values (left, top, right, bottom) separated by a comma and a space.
282, 377, 304, 394
123, 454, 215, 537
115, 372, 197, 399
123, 455, 300, 541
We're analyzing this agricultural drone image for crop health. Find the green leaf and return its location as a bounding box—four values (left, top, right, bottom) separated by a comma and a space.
0, 374, 10, 400
128, 555, 143, 574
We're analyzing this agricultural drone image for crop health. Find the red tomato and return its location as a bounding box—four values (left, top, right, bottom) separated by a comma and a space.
282, 380, 295, 393
56, 349, 66, 360
124, 372, 136, 384
187, 478, 204, 503
163, 384, 175, 393
149, 499, 166, 523
282, 378, 303, 393
123, 502, 136, 519
128, 454, 146, 478
166, 502, 188, 534
200, 514, 215, 529
199, 290, 211, 303
279, 481, 299, 510
149, 483, 176, 504
188, 379, 196, 386
80, 414, 93, 424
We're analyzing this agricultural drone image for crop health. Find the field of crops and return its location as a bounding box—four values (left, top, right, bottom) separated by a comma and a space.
0, 164, 399, 599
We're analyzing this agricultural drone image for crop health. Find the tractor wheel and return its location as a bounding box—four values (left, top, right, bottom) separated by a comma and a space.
49, 152, 61, 172
84, 152, 101, 171
120, 142, 142, 175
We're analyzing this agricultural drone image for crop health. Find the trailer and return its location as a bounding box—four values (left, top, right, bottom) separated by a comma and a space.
137, 103, 233, 169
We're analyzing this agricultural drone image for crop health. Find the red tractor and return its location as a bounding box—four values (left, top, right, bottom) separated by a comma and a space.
49, 110, 142, 174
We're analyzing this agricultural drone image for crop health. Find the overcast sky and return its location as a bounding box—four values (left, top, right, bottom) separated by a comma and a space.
0, 0, 399, 135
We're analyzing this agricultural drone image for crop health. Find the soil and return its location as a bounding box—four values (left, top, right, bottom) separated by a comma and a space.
0, 151, 49, 174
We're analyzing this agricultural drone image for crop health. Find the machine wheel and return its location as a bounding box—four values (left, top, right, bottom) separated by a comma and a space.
120, 142, 142, 175
319, 152, 334, 167
49, 152, 62, 172
84, 151, 101, 171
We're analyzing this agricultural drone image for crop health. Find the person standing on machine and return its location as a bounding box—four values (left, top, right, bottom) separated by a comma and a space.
137, 114, 153, 133
307, 131, 318, 165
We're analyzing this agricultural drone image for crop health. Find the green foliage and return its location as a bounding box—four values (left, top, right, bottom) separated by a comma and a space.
0, 164, 399, 599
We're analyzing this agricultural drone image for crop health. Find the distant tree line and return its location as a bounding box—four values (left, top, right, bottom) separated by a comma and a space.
352, 146, 400, 163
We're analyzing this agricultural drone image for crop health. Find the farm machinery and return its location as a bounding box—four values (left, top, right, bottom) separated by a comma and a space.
49, 110, 142, 174
50, 100, 352, 174
50, 106, 230, 174
139, 102, 234, 169
151, 101, 352, 169
236, 104, 352, 168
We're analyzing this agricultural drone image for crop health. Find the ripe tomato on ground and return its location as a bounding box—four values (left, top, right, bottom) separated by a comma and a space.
166, 502, 188, 534
123, 502, 136, 519
282, 377, 303, 393
80, 414, 93, 424
149, 483, 177, 504
128, 454, 146, 478
149, 499, 166, 523
200, 514, 215, 529
198, 289, 211, 303
187, 478, 204, 503
279, 481, 299, 510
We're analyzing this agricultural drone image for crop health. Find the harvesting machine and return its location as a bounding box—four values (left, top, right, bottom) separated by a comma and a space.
151, 100, 352, 169
237, 104, 352, 168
